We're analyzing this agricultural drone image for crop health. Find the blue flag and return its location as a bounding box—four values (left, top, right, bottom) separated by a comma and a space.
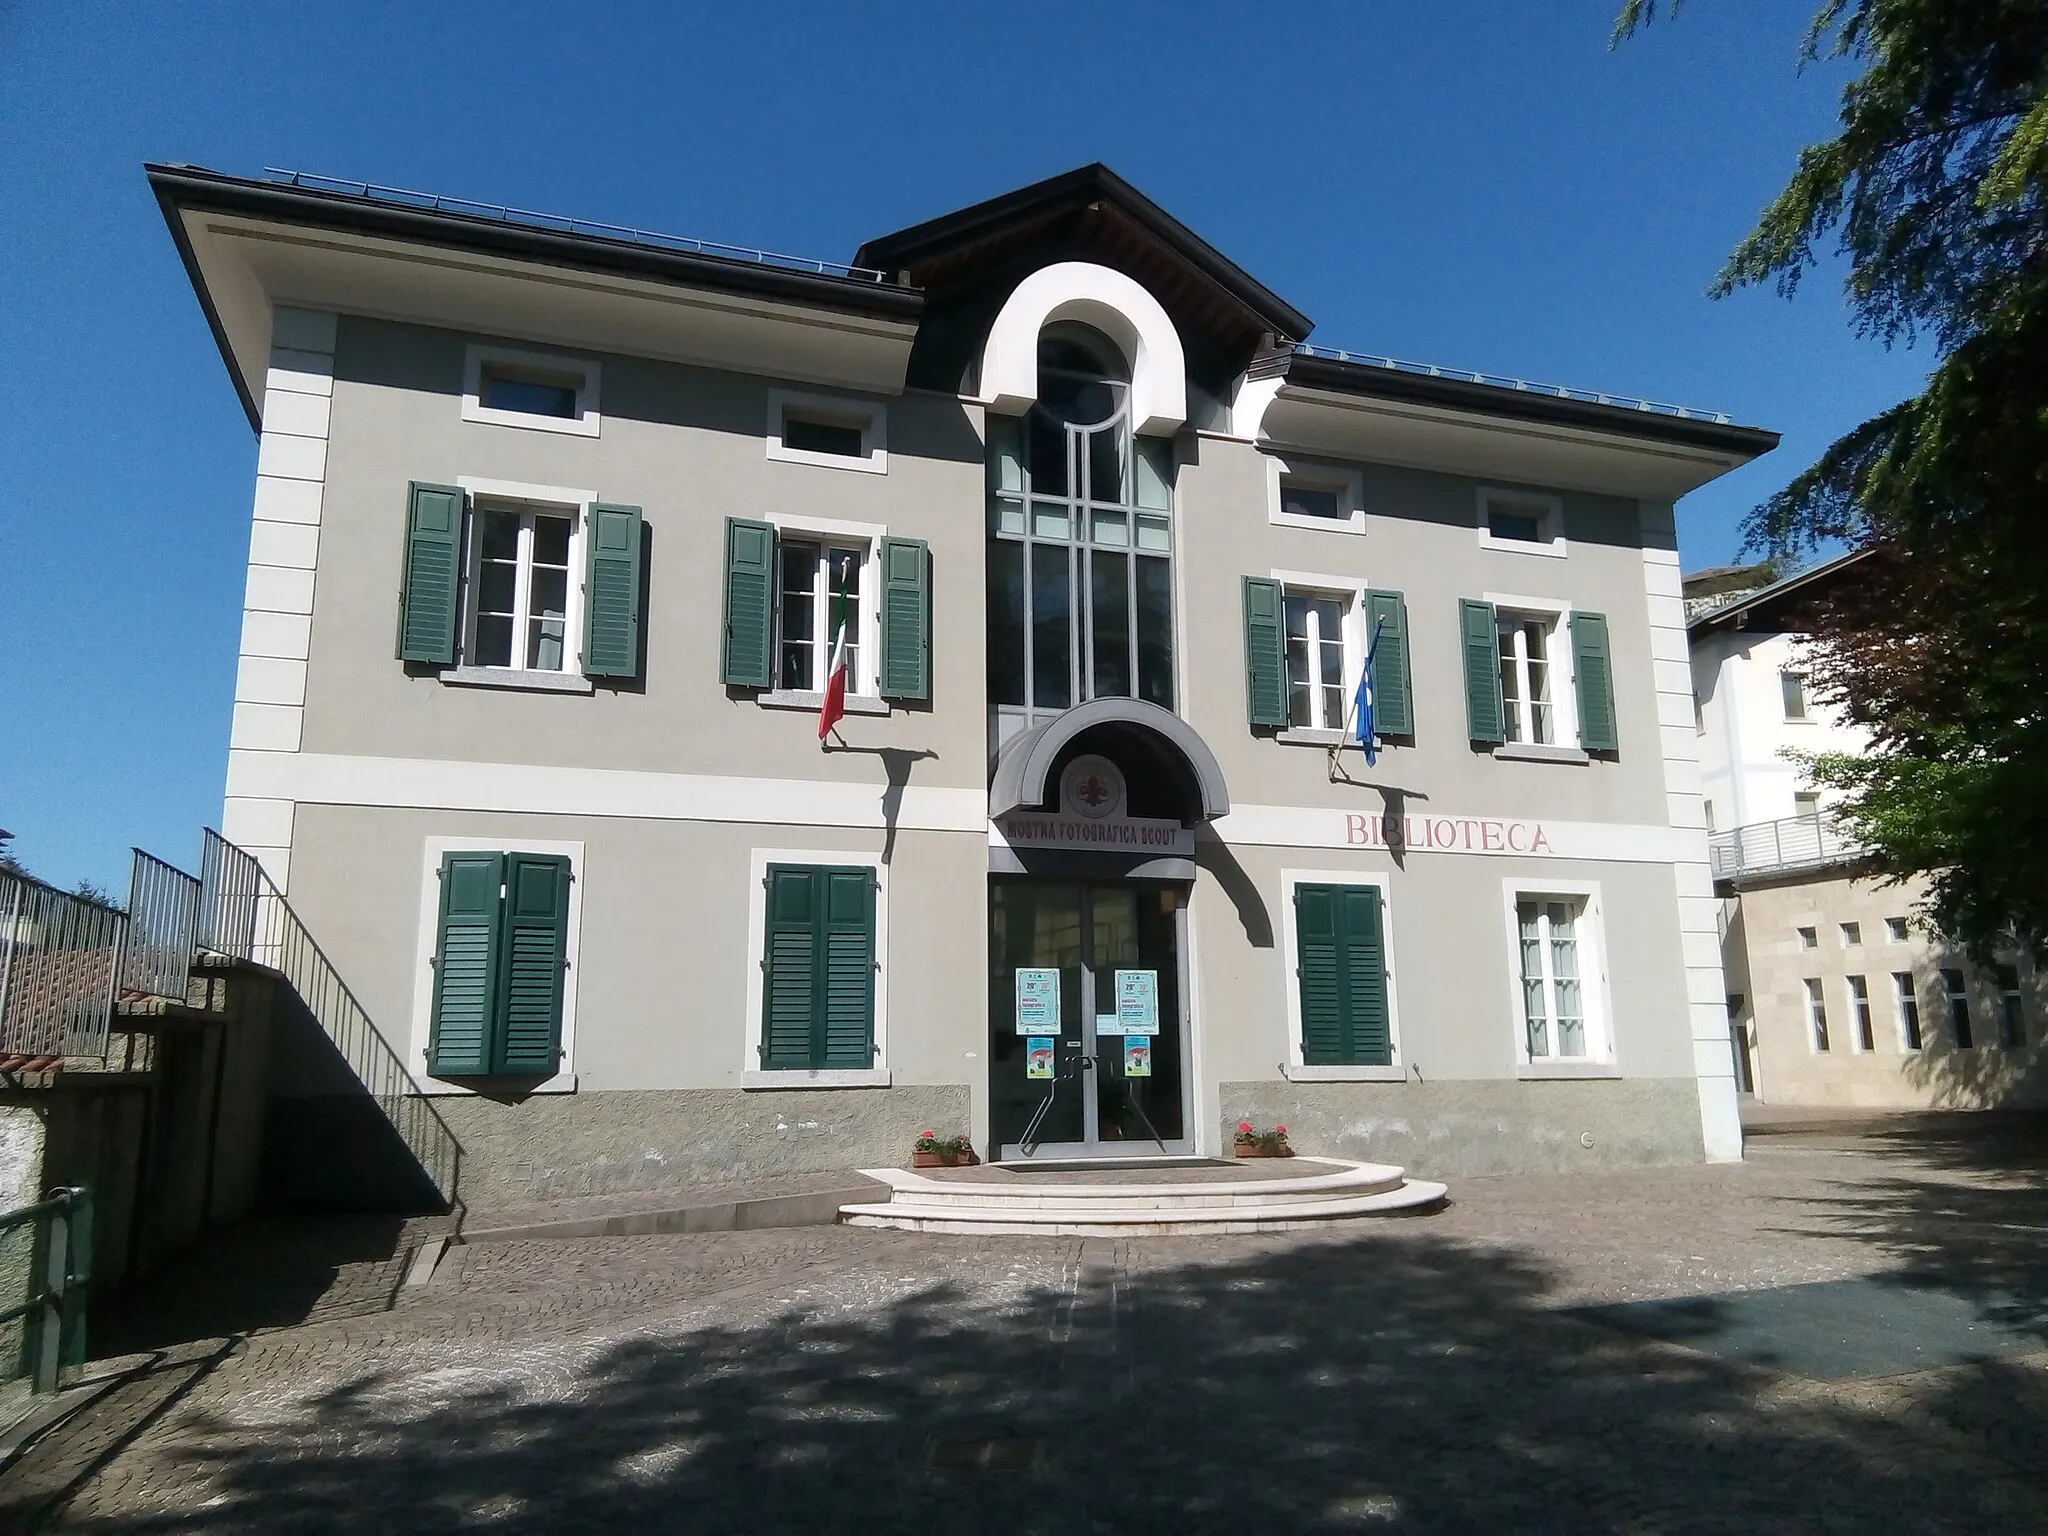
1354, 621, 1382, 768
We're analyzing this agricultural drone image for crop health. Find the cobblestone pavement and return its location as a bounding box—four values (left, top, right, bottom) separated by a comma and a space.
7, 1125, 2048, 1533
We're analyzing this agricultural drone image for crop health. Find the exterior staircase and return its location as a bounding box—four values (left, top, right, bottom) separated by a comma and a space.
839, 1156, 1446, 1236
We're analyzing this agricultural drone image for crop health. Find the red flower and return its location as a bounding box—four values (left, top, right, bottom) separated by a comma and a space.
920, 1130, 934, 1139
1276, 1126, 1288, 1136
1237, 1121, 1253, 1132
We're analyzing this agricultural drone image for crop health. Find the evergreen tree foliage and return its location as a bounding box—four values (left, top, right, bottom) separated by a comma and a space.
1621, 1, 2048, 951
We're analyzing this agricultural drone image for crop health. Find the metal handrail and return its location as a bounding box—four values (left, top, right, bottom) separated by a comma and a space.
259, 168, 891, 283
0, 872, 123, 1058
198, 831, 462, 1209
1292, 343, 1736, 424
0, 1186, 92, 1394
123, 848, 200, 1001
1708, 812, 1868, 879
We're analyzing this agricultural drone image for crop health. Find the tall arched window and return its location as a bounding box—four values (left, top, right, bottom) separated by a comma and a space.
987, 323, 1175, 721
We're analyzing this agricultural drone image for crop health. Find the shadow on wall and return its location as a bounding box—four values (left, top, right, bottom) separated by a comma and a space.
1894, 954, 2048, 1110
260, 986, 444, 1215
63, 1221, 2048, 1530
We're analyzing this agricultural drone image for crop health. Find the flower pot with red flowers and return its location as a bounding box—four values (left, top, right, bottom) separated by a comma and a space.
1232, 1121, 1293, 1158
912, 1131, 978, 1168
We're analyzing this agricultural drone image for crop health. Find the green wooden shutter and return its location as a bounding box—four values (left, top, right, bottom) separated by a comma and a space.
1365, 589, 1414, 737
721, 518, 775, 687
877, 536, 930, 701
1242, 576, 1287, 728
398, 483, 464, 665
1294, 883, 1391, 1066
1337, 886, 1392, 1065
819, 867, 877, 1067
1295, 885, 1347, 1064
1460, 598, 1505, 746
494, 854, 571, 1075
583, 504, 643, 678
761, 865, 819, 1067
1571, 610, 1618, 752
428, 851, 503, 1075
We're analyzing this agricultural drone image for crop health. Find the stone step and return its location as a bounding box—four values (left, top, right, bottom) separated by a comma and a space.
852, 1157, 1406, 1211
839, 1178, 1448, 1236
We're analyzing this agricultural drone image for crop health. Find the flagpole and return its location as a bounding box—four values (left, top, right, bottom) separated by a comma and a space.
1337, 615, 1388, 744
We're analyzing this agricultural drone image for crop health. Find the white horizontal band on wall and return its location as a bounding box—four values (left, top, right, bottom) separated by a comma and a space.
228, 749, 1700, 863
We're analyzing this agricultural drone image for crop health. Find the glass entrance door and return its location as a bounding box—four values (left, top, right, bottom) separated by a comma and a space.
989, 880, 1186, 1157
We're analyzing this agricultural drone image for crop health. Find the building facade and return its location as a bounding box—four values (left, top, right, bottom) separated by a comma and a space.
1690, 558, 2048, 1109
155, 163, 1777, 1206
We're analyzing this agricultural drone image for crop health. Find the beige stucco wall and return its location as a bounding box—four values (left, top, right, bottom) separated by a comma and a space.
1736, 869, 2048, 1109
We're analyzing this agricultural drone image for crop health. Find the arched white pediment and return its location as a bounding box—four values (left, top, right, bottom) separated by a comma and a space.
975, 262, 1187, 436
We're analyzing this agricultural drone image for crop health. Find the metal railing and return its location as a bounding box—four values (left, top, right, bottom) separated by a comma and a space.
122, 848, 200, 1002
0, 1187, 92, 1395
1709, 813, 1869, 880
198, 831, 461, 1209
1292, 343, 1737, 424
0, 873, 123, 1058
261, 168, 892, 283
196, 830, 261, 959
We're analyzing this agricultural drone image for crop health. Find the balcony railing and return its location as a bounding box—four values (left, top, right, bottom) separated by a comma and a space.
1709, 813, 1868, 880
122, 848, 200, 1002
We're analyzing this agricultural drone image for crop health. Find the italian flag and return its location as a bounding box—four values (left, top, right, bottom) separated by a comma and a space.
818, 562, 852, 742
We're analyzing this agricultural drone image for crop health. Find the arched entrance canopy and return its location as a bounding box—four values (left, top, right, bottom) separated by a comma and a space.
990, 698, 1229, 824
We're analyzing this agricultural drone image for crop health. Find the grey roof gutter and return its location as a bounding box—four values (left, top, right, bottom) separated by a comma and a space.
1284, 351, 1781, 460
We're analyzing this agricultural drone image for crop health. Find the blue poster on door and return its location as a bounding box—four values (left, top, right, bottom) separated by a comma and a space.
1015, 968, 1060, 1034
1114, 969, 1159, 1035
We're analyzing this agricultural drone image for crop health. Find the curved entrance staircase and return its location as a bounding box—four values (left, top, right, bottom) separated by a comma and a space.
839, 1156, 1446, 1236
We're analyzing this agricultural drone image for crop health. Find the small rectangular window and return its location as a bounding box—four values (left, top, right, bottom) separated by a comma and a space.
479, 367, 579, 419
1943, 969, 1973, 1048
1280, 482, 1343, 521
1478, 488, 1563, 553
1704, 802, 1716, 834
1781, 671, 1809, 720
1841, 922, 1862, 947
782, 414, 867, 459
1894, 972, 1922, 1050
1848, 974, 1873, 1051
1996, 964, 2026, 1047
1886, 917, 1909, 944
1793, 791, 1822, 819
1805, 977, 1830, 1052
1488, 504, 1545, 542
1797, 926, 1818, 950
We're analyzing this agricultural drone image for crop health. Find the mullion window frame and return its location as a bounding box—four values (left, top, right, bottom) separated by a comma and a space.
1506, 884, 1608, 1067
774, 536, 869, 697
1280, 587, 1359, 732
462, 497, 583, 675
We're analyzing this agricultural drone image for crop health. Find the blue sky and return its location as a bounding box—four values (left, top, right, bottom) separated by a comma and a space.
0, 0, 1930, 892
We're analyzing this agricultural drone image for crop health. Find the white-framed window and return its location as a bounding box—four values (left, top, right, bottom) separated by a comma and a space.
1885, 916, 1910, 944
1797, 925, 1819, 950
1895, 971, 1923, 1050
1477, 487, 1565, 557
1995, 964, 2026, 1047
453, 478, 591, 679
1781, 670, 1810, 721
1793, 790, 1823, 820
1481, 594, 1578, 748
1279, 868, 1403, 1080
1704, 801, 1717, 834
1266, 454, 1365, 533
1847, 974, 1874, 1051
741, 846, 890, 1088
1268, 573, 1365, 732
1841, 921, 1862, 947
462, 343, 601, 437
405, 834, 584, 1095
767, 388, 888, 474
1502, 882, 1611, 1067
1943, 968, 1975, 1048
1805, 977, 1830, 1052
763, 514, 884, 703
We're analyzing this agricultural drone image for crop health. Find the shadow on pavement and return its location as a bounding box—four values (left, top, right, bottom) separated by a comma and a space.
44, 1227, 2048, 1533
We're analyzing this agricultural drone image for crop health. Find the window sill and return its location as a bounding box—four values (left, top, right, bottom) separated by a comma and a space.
417, 1071, 579, 1095
460, 403, 601, 437
1283, 1063, 1407, 1082
757, 690, 890, 716
1477, 533, 1568, 558
1516, 1062, 1621, 1080
742, 1068, 892, 1090
1493, 742, 1589, 766
1268, 513, 1366, 535
442, 667, 595, 695
1276, 727, 1349, 748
